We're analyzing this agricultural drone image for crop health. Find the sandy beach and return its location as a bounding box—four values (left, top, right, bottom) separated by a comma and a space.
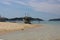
0, 22, 41, 35
0, 22, 60, 40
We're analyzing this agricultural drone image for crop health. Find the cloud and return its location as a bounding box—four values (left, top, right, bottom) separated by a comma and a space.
27, 0, 60, 14
1, 1, 11, 5
0, 0, 60, 14
0, 0, 27, 5
0, 0, 30, 5
0, 0, 14, 5
58, 0, 60, 1
14, 1, 27, 5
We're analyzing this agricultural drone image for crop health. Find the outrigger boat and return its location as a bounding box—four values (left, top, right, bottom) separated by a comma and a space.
23, 13, 31, 24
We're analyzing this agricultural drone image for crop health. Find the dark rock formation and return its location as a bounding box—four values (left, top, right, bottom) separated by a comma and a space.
0, 17, 8, 22
49, 18, 60, 21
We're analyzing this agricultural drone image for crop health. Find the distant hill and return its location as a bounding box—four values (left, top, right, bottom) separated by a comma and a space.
0, 16, 44, 22
49, 18, 60, 21
0, 17, 8, 22
7, 17, 44, 21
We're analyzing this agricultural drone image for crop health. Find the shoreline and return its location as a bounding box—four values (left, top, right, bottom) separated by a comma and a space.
0, 22, 60, 40
0, 22, 42, 35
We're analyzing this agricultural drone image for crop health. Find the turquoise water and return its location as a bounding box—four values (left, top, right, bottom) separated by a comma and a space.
12, 21, 60, 26
32, 21, 60, 25
8, 21, 60, 25
40, 21, 60, 24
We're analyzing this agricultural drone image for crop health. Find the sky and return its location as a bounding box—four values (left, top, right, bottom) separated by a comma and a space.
0, 0, 60, 20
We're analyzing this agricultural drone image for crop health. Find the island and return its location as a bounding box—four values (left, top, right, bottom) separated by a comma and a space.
49, 18, 60, 21
0, 16, 43, 23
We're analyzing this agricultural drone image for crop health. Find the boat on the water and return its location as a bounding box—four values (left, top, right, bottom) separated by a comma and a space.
23, 16, 31, 24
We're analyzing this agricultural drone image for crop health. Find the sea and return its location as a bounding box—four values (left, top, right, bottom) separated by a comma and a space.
7, 20, 60, 25
23, 21, 60, 25
0, 21, 60, 40
34, 21, 60, 25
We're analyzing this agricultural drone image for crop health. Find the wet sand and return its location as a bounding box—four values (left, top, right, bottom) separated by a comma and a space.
0, 22, 60, 40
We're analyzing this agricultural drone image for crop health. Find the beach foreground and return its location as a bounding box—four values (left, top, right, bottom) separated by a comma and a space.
0, 22, 60, 40
0, 22, 41, 35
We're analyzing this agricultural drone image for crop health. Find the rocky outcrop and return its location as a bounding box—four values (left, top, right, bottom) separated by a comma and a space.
0, 17, 8, 22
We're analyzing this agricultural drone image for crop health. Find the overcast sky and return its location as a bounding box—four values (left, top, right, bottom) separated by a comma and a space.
0, 0, 60, 20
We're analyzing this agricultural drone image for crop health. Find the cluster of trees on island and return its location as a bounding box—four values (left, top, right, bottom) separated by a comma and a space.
0, 17, 43, 22
49, 18, 60, 21
0, 16, 60, 22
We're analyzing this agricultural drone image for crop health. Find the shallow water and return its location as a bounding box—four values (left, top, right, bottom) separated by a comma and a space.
0, 21, 60, 40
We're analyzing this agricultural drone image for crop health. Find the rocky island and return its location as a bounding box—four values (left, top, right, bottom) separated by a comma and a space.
49, 18, 60, 21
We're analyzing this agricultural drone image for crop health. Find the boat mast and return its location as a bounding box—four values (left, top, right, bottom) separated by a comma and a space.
23, 7, 31, 24
25, 7, 30, 17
